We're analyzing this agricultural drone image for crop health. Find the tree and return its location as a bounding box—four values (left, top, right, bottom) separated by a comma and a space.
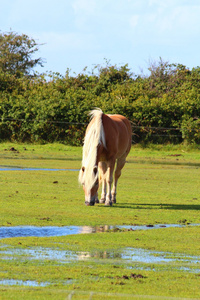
147, 57, 191, 96
0, 31, 45, 77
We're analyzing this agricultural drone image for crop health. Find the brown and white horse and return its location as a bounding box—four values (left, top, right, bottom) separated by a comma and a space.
79, 108, 132, 206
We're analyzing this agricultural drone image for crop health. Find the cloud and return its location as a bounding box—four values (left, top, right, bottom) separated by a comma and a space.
72, 0, 96, 15
129, 15, 139, 29
2, 0, 200, 74
148, 0, 197, 7
125, 0, 200, 48
71, 0, 97, 30
166, 5, 200, 34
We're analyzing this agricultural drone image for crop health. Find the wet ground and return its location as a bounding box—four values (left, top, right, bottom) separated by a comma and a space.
0, 223, 198, 238
1, 224, 200, 288
0, 166, 79, 171
0, 165, 199, 288
1, 243, 200, 269
0, 279, 48, 287
1, 243, 200, 288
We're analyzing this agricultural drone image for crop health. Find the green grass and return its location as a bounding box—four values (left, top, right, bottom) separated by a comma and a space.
1, 261, 200, 300
0, 143, 199, 227
0, 143, 200, 299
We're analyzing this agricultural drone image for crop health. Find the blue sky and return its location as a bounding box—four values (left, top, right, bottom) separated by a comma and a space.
1, 0, 200, 76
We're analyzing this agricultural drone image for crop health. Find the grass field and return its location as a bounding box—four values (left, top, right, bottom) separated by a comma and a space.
0, 143, 200, 299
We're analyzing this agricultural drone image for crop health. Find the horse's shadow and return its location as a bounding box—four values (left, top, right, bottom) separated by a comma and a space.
107, 203, 200, 211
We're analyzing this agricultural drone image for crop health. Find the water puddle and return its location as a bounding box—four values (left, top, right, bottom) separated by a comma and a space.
0, 279, 48, 287
1, 247, 77, 263
1, 224, 198, 239
1, 225, 200, 287
122, 248, 200, 265
0, 166, 79, 171
0, 225, 88, 238
1, 246, 200, 274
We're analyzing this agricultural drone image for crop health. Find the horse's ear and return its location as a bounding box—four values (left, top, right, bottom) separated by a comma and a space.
82, 167, 85, 172
93, 166, 98, 175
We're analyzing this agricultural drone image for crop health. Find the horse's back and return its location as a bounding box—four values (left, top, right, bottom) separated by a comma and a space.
102, 113, 132, 158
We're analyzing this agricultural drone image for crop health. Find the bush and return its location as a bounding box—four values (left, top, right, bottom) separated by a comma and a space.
0, 61, 200, 145
181, 118, 200, 144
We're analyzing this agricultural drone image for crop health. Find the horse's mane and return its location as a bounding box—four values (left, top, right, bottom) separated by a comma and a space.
79, 108, 106, 191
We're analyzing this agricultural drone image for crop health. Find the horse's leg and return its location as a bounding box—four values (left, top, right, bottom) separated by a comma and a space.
105, 159, 115, 206
98, 162, 107, 203
100, 177, 107, 203
95, 192, 99, 204
111, 156, 126, 203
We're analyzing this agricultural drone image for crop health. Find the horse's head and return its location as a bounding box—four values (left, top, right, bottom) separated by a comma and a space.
79, 165, 99, 206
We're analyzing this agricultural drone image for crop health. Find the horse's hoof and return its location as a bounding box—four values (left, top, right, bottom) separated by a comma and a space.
95, 199, 99, 204
112, 199, 116, 204
105, 201, 112, 206
99, 199, 105, 204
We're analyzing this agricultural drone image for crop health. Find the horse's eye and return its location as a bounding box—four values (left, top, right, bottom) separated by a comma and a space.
93, 166, 98, 175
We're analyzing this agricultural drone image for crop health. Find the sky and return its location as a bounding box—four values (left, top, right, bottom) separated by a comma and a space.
1, 0, 200, 77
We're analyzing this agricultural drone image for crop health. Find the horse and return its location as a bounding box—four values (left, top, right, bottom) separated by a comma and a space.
78, 108, 132, 206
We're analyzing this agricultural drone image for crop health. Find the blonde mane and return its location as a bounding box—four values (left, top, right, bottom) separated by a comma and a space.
79, 109, 106, 191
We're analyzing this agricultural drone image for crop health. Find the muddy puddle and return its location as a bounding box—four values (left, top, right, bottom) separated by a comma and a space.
1, 224, 198, 239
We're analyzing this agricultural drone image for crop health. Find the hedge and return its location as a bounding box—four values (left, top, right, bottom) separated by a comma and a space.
0, 62, 200, 145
